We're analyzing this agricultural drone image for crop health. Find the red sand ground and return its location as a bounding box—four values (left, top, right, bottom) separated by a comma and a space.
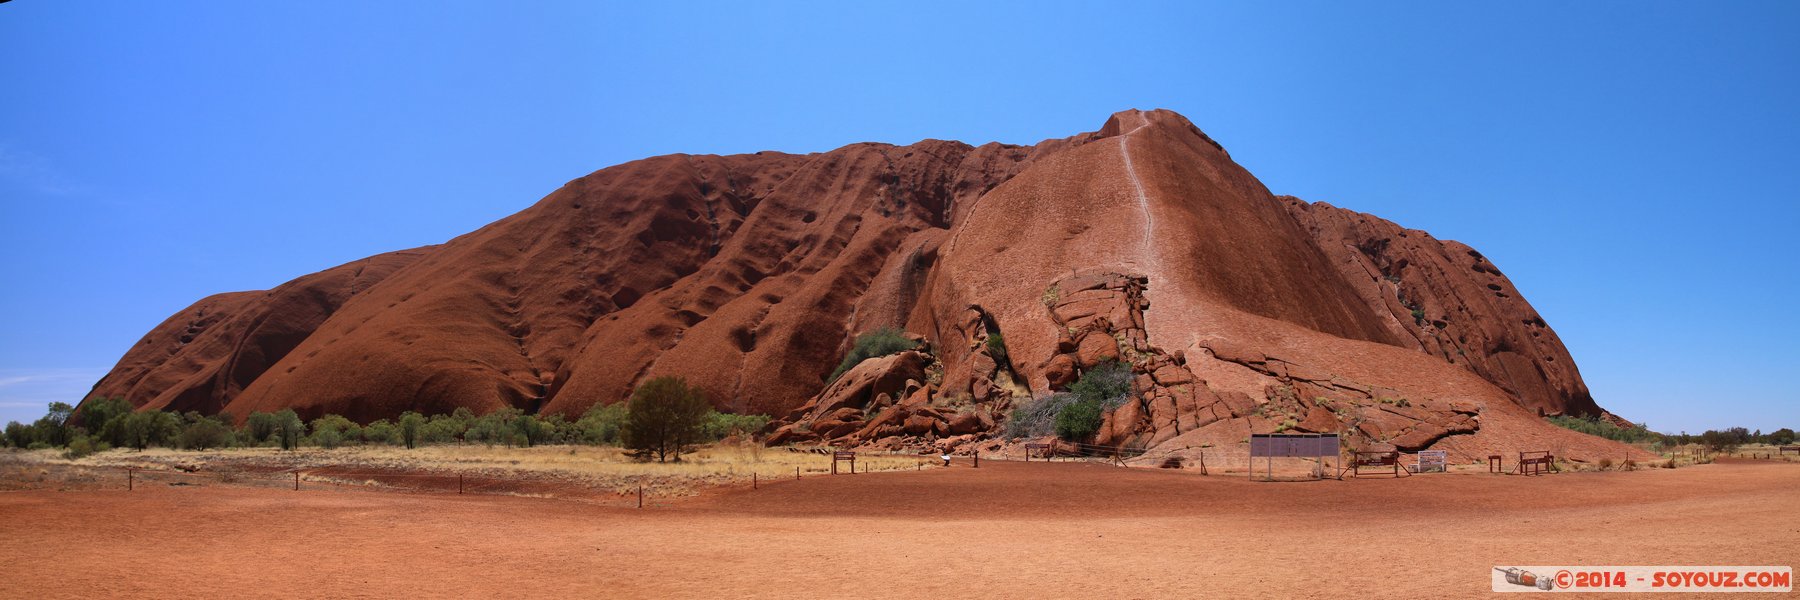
3, 459, 1796, 599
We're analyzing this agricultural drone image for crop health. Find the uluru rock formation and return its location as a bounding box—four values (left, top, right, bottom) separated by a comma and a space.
85, 109, 1647, 461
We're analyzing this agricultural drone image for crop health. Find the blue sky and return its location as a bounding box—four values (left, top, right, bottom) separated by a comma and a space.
1, 2, 1795, 433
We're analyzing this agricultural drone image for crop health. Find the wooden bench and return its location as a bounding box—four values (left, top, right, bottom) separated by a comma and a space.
1352, 451, 1402, 477
1024, 442, 1054, 462
831, 451, 856, 474
1488, 454, 1504, 474
1516, 451, 1553, 476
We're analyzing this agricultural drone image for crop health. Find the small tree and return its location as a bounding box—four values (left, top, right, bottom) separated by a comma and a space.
576, 402, 628, 445
363, 419, 398, 445
120, 410, 181, 450
3, 421, 32, 448
274, 409, 305, 451
398, 411, 426, 449
79, 398, 133, 447
1772, 428, 1796, 446
178, 413, 233, 450
511, 415, 546, 447
33, 402, 75, 447
310, 427, 344, 449
245, 412, 280, 445
702, 412, 771, 442
623, 376, 710, 462
309, 414, 358, 446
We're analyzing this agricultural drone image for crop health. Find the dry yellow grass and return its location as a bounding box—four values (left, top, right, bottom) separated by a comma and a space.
15, 443, 941, 497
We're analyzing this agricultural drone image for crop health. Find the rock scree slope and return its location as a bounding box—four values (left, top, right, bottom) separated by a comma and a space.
85, 109, 1639, 460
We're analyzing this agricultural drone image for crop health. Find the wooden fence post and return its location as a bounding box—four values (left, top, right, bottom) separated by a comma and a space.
458, 474, 464, 494
293, 472, 299, 491
753, 472, 758, 490
127, 468, 133, 491
637, 483, 643, 509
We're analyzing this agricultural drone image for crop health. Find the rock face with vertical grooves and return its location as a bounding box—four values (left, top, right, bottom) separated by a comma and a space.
84, 109, 1642, 461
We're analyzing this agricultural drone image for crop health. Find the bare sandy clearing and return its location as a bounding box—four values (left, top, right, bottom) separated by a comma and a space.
2, 459, 1795, 599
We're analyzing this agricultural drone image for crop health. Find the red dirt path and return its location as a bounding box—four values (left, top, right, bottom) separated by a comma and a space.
3, 460, 1795, 599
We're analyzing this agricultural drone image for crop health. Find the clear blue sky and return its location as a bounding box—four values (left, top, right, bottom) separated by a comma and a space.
2, 2, 1795, 433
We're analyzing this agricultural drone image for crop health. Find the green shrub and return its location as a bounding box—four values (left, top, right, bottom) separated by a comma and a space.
1068, 360, 1132, 404
4, 421, 34, 448
827, 327, 918, 382
1054, 397, 1104, 440
985, 333, 1009, 368
178, 415, 233, 450
119, 410, 182, 450
30, 402, 75, 447
310, 427, 343, 449
245, 412, 280, 445
464, 410, 520, 446
623, 376, 710, 462
1546, 415, 1663, 444
420, 414, 466, 444
309, 414, 359, 446
363, 419, 399, 445
702, 412, 771, 441
273, 409, 305, 451
76, 398, 130, 446
63, 435, 99, 459
576, 402, 628, 445
511, 415, 547, 448
398, 411, 426, 449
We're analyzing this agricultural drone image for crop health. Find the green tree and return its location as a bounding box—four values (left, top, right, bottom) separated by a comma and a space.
309, 414, 358, 446
701, 412, 771, 442
464, 408, 521, 446
511, 414, 547, 447
177, 413, 233, 450
623, 376, 710, 462
420, 414, 467, 444
1771, 428, 1796, 446
120, 410, 182, 450
273, 409, 306, 451
576, 402, 628, 445
310, 427, 344, 449
33, 402, 76, 447
78, 398, 133, 447
539, 414, 578, 444
245, 412, 280, 446
362, 419, 398, 445
3, 421, 32, 448
398, 411, 426, 449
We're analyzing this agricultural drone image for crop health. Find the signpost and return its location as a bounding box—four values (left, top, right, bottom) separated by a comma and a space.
1248, 433, 1340, 481
832, 451, 856, 475
1517, 451, 1553, 476
1415, 450, 1448, 473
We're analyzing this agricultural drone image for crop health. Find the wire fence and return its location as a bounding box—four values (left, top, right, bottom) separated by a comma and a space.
55, 452, 950, 508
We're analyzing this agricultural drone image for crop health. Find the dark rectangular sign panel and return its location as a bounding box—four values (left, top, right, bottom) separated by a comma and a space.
1249, 433, 1339, 458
